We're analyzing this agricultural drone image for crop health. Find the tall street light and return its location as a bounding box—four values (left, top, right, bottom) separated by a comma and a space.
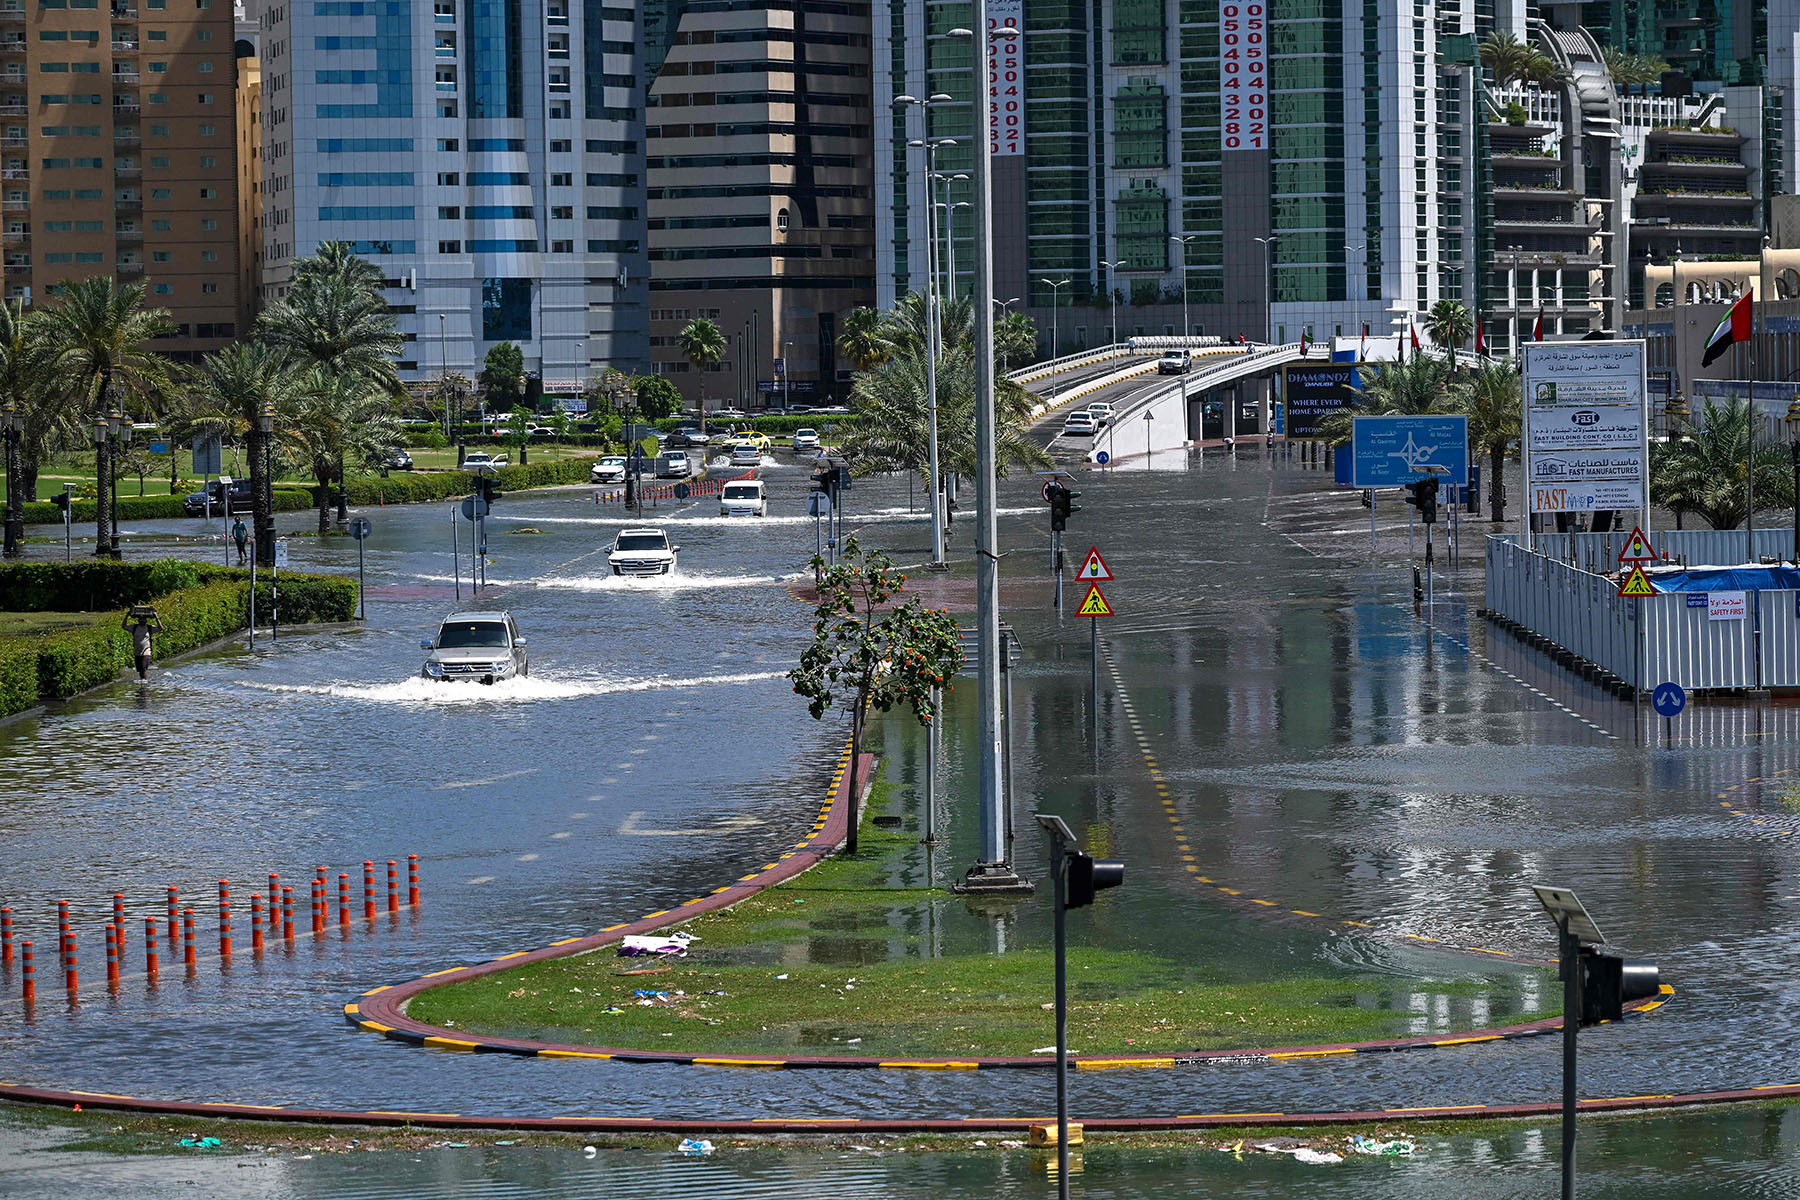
1345, 243, 1365, 350
1041, 277, 1072, 407
1099, 259, 1124, 347
938, 193, 971, 301
256, 400, 276, 568
0, 400, 21, 558
896, 93, 955, 568
1168, 235, 1197, 346
1253, 235, 1279, 344
950, 16, 1027, 894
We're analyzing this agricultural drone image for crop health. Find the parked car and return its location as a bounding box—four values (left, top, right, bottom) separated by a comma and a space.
607, 527, 679, 576
182, 478, 254, 517
1157, 349, 1193, 375
729, 442, 763, 467
1062, 411, 1098, 437
812, 405, 852, 415
654, 450, 691, 479
1087, 402, 1115, 427
419, 611, 528, 684
463, 451, 508, 473
713, 407, 749, 420
666, 423, 712, 449
384, 448, 414, 470
719, 479, 767, 517
590, 456, 628, 484
791, 428, 820, 452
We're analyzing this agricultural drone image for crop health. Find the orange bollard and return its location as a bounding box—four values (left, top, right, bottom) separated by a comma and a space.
362, 861, 376, 920
104, 924, 118, 991
57, 899, 69, 971
182, 909, 196, 970
268, 873, 279, 920
338, 873, 350, 927
218, 881, 232, 959
387, 860, 399, 914
1, 906, 12, 966
21, 938, 33, 1005
408, 855, 420, 907
166, 886, 179, 956
64, 928, 77, 997
311, 877, 324, 936
281, 887, 294, 941
250, 894, 264, 955
112, 894, 126, 964
144, 917, 158, 978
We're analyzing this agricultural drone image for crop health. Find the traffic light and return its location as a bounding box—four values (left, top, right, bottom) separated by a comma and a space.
50, 493, 69, 514
1047, 481, 1080, 532
1065, 851, 1124, 908
1403, 477, 1440, 524
477, 475, 502, 507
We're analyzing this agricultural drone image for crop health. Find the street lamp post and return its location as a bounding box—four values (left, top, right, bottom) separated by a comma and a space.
256, 400, 276, 568
1099, 260, 1124, 347
1041, 277, 1072, 406
939, 194, 971, 302
896, 93, 955, 568
0, 400, 21, 558
1168, 235, 1196, 345
1253, 235, 1279, 344
1345, 244, 1365, 350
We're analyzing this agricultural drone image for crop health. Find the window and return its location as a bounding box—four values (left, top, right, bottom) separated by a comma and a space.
147, 29, 166, 39
148, 125, 168, 136
43, 220, 70, 231
199, 218, 215, 230
198, 155, 215, 167
151, 250, 169, 262
197, 124, 214, 136
201, 282, 217, 293
149, 155, 168, 167
153, 284, 172, 294
196, 28, 209, 39
199, 249, 216, 261
436, 137, 458, 151
43, 252, 72, 264
150, 186, 170, 197
481, 277, 532, 341
73, 251, 100, 263
549, 139, 571, 153
437, 205, 459, 218
550, 205, 571, 219
550, 172, 571, 187
150, 218, 170, 231
147, 61, 167, 73
147, 94, 167, 104
195, 92, 212, 104
198, 187, 215, 198
438, 239, 460, 253
551, 239, 572, 253
436, 171, 459, 186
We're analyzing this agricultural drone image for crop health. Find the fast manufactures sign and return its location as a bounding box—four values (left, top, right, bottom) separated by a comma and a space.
1522, 341, 1648, 517
1219, 0, 1267, 152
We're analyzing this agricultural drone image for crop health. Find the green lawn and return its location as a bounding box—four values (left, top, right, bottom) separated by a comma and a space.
0, 611, 116, 637
413, 776, 1557, 1059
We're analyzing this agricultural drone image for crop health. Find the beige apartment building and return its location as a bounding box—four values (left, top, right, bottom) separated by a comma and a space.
645, 0, 874, 410
0, 0, 238, 357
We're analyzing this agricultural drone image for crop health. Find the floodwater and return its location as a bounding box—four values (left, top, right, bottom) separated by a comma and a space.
3, 431, 1800, 1193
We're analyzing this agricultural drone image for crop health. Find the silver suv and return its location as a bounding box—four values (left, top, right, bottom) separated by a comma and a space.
420, 611, 528, 684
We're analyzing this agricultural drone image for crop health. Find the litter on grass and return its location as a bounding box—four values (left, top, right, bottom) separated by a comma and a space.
1349, 1137, 1416, 1157
677, 1138, 715, 1157
177, 1137, 223, 1151
619, 932, 697, 958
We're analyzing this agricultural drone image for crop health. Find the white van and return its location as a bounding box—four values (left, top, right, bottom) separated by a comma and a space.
719, 479, 766, 517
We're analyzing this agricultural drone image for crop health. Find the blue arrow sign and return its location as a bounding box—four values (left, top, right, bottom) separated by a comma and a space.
1094, 450, 1110, 466
1652, 682, 1686, 718
1351, 415, 1470, 488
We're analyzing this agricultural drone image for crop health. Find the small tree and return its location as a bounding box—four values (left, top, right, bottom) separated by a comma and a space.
504, 408, 533, 465
480, 343, 525, 409
633, 373, 682, 419
789, 536, 963, 854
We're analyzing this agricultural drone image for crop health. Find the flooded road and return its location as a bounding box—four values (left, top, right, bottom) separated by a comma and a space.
2, 442, 1799, 1188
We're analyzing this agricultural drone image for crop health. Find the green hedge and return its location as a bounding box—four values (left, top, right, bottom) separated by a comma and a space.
343, 455, 598, 506
0, 561, 358, 714
21, 488, 312, 525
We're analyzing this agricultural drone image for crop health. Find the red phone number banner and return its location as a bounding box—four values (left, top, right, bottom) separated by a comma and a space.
989, 0, 1023, 156
1219, 0, 1266, 152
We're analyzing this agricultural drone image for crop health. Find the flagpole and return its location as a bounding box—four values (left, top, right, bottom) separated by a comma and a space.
1748, 244, 1764, 563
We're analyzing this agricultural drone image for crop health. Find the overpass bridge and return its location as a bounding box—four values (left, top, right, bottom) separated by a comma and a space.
1011, 340, 1314, 464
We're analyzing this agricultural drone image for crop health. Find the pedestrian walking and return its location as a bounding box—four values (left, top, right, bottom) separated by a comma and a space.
122, 606, 162, 681
232, 517, 249, 565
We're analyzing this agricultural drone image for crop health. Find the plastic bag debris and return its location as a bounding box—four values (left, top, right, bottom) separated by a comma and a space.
1293, 1148, 1343, 1165
177, 1137, 223, 1150
1349, 1136, 1415, 1157
619, 932, 697, 958
677, 1138, 715, 1157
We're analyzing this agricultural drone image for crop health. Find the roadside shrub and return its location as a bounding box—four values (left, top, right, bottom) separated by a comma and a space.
341, 455, 596, 506
20, 488, 312, 526
34, 623, 129, 699
0, 638, 36, 714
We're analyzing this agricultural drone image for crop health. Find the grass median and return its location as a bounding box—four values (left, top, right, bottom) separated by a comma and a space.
411, 773, 1557, 1059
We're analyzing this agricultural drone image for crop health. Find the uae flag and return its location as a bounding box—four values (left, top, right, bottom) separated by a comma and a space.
1474, 318, 1487, 356
1410, 322, 1421, 352
1701, 289, 1753, 366
1299, 328, 1310, 355
1532, 307, 1544, 342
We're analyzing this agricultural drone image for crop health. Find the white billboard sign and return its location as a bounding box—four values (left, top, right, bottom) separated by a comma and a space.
988, 0, 1023, 156
1521, 341, 1648, 528
1219, 1, 1267, 152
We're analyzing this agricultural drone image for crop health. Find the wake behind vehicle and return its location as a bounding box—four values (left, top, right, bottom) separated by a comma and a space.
719, 479, 766, 516
420, 611, 528, 684
729, 442, 763, 467
607, 527, 679, 576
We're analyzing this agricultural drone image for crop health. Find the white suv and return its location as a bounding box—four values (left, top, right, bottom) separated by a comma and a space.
590, 456, 627, 484
719, 479, 767, 516
1157, 350, 1193, 374
420, 611, 528, 684
607, 527, 679, 576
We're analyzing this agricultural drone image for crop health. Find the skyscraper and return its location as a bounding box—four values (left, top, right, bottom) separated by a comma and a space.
257, 0, 649, 388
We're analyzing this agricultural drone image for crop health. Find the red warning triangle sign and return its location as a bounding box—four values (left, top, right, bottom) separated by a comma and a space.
1617, 564, 1657, 597
1076, 583, 1114, 617
1618, 525, 1657, 564
1075, 546, 1113, 581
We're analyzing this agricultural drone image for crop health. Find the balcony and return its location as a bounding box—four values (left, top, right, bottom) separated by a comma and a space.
113, 163, 139, 177
114, 193, 140, 210
112, 100, 140, 114
2, 199, 23, 211
112, 71, 140, 83
116, 260, 142, 273
0, 167, 25, 181
0, 136, 21, 149
111, 5, 138, 18
0, 100, 24, 116
0, 6, 22, 20
2, 227, 27, 245
116, 225, 140, 240
0, 39, 24, 55
111, 39, 137, 51
113, 127, 139, 144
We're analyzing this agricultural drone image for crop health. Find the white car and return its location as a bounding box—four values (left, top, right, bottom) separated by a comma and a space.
730, 442, 763, 466
607, 527, 679, 576
590, 456, 627, 484
655, 450, 691, 479
1157, 350, 1193, 374
420, 611, 528, 684
713, 407, 748, 420
1062, 411, 1098, 437
792, 428, 820, 452
719, 479, 767, 517
463, 451, 508, 472
1087, 402, 1115, 426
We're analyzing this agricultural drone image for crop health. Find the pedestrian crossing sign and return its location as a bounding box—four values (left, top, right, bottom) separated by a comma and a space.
1617, 564, 1657, 598
1077, 583, 1114, 617
1076, 546, 1113, 581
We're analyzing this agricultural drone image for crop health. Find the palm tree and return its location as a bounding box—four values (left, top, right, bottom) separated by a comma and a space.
294, 239, 389, 292
996, 311, 1040, 372
37, 277, 174, 556
1602, 47, 1670, 87
0, 299, 53, 557
179, 343, 309, 564
1426, 300, 1474, 352
1651, 398, 1794, 530
837, 306, 890, 373
1315, 355, 1456, 446
286, 371, 404, 534
1480, 31, 1558, 86
1453, 360, 1521, 523
674, 317, 727, 434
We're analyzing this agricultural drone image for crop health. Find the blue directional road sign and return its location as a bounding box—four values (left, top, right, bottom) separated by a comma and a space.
1094, 450, 1110, 466
1350, 415, 1469, 488
1652, 682, 1686, 718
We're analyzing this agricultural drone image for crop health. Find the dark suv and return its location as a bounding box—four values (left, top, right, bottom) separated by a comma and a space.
182, 478, 254, 517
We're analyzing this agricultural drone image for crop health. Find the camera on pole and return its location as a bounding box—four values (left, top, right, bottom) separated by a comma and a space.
1065, 850, 1124, 908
